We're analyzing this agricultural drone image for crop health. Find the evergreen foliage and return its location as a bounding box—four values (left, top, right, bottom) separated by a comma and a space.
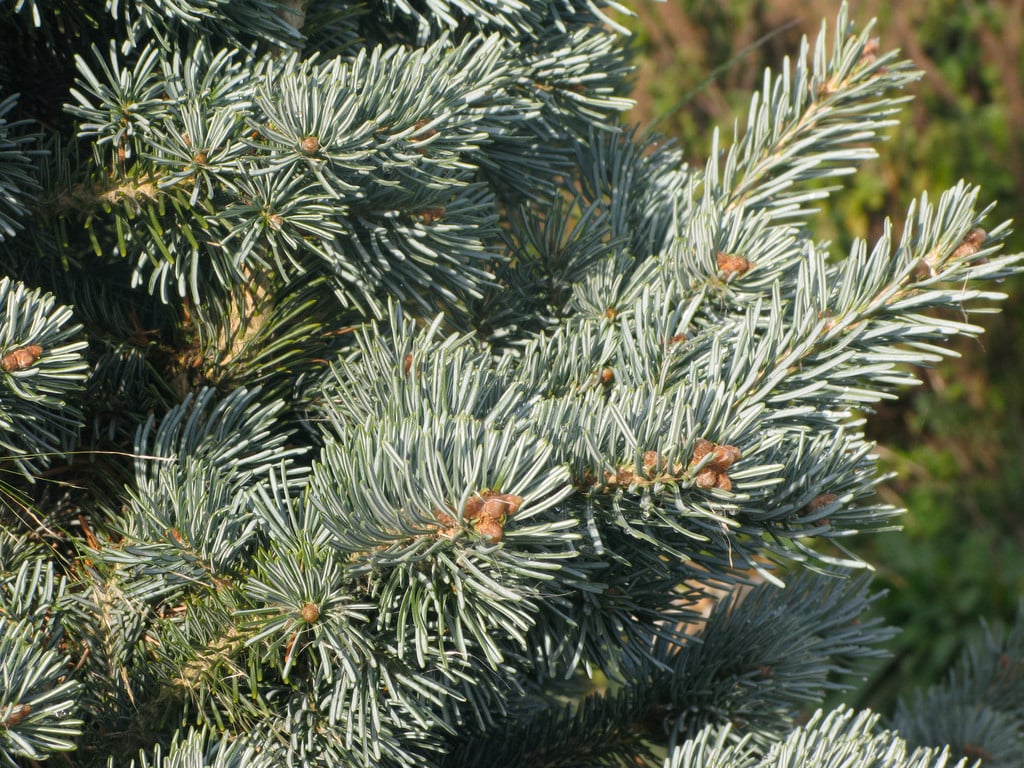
893, 607, 1024, 768
0, 0, 1020, 765
626, 1, 1024, 710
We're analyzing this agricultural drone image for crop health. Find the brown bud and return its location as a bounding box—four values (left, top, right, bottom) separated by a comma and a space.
416, 208, 445, 224
267, 214, 284, 231
1, 703, 31, 728
695, 468, 719, 489
299, 136, 320, 154
642, 450, 660, 474
480, 498, 509, 522
599, 368, 614, 385
498, 494, 523, 516
912, 259, 936, 281
716, 251, 753, 278
953, 228, 987, 260
2, 344, 43, 372
475, 518, 504, 543
463, 495, 485, 521
666, 333, 688, 346
714, 472, 733, 492
434, 508, 457, 528
710, 444, 741, 470
604, 307, 618, 320
690, 439, 715, 465
300, 602, 320, 623
859, 37, 880, 67
804, 493, 838, 514
403, 354, 413, 375
410, 118, 437, 142
603, 467, 634, 487
192, 151, 208, 165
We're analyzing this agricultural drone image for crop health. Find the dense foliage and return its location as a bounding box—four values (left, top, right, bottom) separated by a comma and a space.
0, 0, 1021, 766
628, 0, 1024, 709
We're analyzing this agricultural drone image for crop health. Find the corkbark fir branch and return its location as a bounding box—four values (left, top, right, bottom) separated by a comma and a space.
0, 1, 1022, 767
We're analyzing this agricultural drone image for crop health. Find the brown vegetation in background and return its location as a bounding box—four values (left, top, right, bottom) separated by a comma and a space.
630, 0, 1024, 239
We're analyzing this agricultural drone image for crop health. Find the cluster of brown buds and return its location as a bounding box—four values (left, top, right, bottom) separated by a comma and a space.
913, 227, 987, 280
1, 344, 43, 373
435, 491, 524, 543
584, 441, 742, 493
602, 450, 686, 489
690, 439, 742, 491
716, 251, 754, 280
591, 450, 678, 490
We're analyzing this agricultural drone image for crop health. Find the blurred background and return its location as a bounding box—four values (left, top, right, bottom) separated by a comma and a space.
625, 0, 1024, 713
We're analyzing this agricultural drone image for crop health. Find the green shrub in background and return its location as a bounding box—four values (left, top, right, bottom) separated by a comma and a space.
628, 0, 1024, 713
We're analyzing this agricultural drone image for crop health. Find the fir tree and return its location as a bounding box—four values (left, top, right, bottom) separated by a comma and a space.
0, 0, 1020, 765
